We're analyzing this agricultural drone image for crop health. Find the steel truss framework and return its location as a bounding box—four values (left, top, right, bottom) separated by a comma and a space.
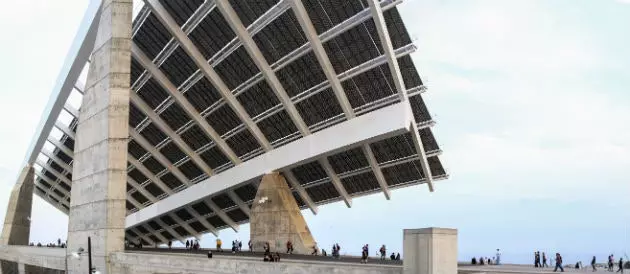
25, 0, 447, 246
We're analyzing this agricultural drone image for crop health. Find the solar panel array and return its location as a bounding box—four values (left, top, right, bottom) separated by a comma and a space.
33, 0, 447, 245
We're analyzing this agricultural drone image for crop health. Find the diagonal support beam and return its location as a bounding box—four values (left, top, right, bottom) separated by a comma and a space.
154, 218, 186, 244
318, 159, 352, 208
409, 122, 435, 192
127, 196, 144, 210
129, 128, 191, 186
289, 0, 354, 118
169, 213, 202, 241
54, 121, 75, 140
367, 0, 407, 101
226, 190, 250, 217
143, 0, 271, 150
215, 0, 310, 135
46, 137, 74, 158
130, 43, 241, 165
362, 144, 391, 200
64, 103, 80, 118
203, 199, 239, 232
40, 149, 72, 173
130, 92, 215, 177
282, 170, 318, 215
128, 154, 174, 195
34, 173, 69, 201
35, 160, 72, 186
130, 228, 155, 246
143, 224, 169, 245
127, 176, 158, 203
186, 206, 218, 236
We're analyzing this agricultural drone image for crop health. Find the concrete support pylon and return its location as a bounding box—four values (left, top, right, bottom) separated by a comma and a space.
66, 0, 132, 273
1, 165, 34, 274
0, 165, 34, 246
250, 172, 316, 254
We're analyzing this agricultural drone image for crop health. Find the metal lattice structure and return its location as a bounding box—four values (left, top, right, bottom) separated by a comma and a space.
26, 0, 447, 245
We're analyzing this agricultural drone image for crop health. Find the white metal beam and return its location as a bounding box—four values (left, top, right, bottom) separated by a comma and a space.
130, 43, 241, 165
130, 228, 156, 246
409, 122, 435, 192
40, 149, 72, 173
367, 0, 406, 101
130, 92, 214, 177
143, 224, 169, 245
129, 128, 191, 186
34, 173, 69, 202
20, 0, 101, 168
186, 206, 218, 236
54, 121, 75, 140
203, 199, 239, 232
127, 154, 174, 195
226, 190, 250, 217
362, 144, 391, 200
215, 0, 310, 135
127, 176, 158, 203
154, 218, 186, 244
126, 102, 412, 227
143, 0, 271, 150
282, 169, 318, 215
169, 213, 202, 241
35, 160, 72, 187
289, 0, 354, 118
127, 196, 144, 210
318, 159, 352, 208
46, 138, 74, 158
64, 103, 79, 118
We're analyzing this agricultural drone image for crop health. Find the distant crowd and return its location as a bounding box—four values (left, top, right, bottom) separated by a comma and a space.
472, 249, 628, 273
129, 237, 402, 263
29, 238, 66, 248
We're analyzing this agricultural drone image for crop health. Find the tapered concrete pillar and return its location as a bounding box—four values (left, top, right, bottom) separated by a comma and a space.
250, 172, 316, 254
66, 0, 132, 274
1, 165, 34, 246
403, 228, 458, 274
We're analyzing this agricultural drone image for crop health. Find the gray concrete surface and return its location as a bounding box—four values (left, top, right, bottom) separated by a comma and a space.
110, 251, 403, 274
0, 165, 35, 246
250, 173, 316, 255
65, 0, 133, 273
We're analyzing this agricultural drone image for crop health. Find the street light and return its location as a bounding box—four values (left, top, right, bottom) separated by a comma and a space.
64, 237, 101, 274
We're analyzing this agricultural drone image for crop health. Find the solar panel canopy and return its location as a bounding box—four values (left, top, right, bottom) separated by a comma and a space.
32, 0, 447, 245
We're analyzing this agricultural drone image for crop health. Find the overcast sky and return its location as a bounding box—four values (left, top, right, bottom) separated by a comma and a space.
0, 0, 628, 264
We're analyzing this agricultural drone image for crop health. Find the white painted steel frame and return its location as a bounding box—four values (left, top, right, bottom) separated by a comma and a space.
126, 102, 414, 227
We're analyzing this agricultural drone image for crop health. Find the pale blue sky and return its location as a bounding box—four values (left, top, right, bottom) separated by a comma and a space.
0, 0, 628, 264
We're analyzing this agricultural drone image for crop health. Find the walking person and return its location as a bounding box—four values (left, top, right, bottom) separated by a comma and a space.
592, 256, 597, 272
379, 245, 387, 260
361, 244, 369, 264
286, 240, 294, 254
248, 240, 253, 252
535, 251, 540, 268
543, 252, 548, 268
610, 255, 616, 272
496, 249, 501, 265
185, 240, 190, 250
554, 253, 564, 272
617, 258, 624, 273
168, 240, 172, 249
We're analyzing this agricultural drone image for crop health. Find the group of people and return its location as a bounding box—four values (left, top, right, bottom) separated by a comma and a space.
471, 249, 502, 266
181, 239, 200, 250
605, 255, 624, 273
29, 238, 66, 248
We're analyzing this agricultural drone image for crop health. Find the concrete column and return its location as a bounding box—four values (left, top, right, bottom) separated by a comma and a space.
66, 0, 132, 274
250, 172, 316, 254
18, 263, 25, 274
403, 228, 458, 274
0, 165, 35, 246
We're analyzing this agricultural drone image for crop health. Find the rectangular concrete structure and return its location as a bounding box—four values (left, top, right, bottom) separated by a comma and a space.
250, 173, 316, 254
1, 165, 34, 246
403, 228, 458, 274
65, 0, 132, 273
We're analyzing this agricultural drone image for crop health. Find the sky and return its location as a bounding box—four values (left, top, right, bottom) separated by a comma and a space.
0, 0, 629, 265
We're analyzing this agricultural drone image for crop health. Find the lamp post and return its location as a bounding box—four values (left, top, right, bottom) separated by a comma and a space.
65, 237, 100, 274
